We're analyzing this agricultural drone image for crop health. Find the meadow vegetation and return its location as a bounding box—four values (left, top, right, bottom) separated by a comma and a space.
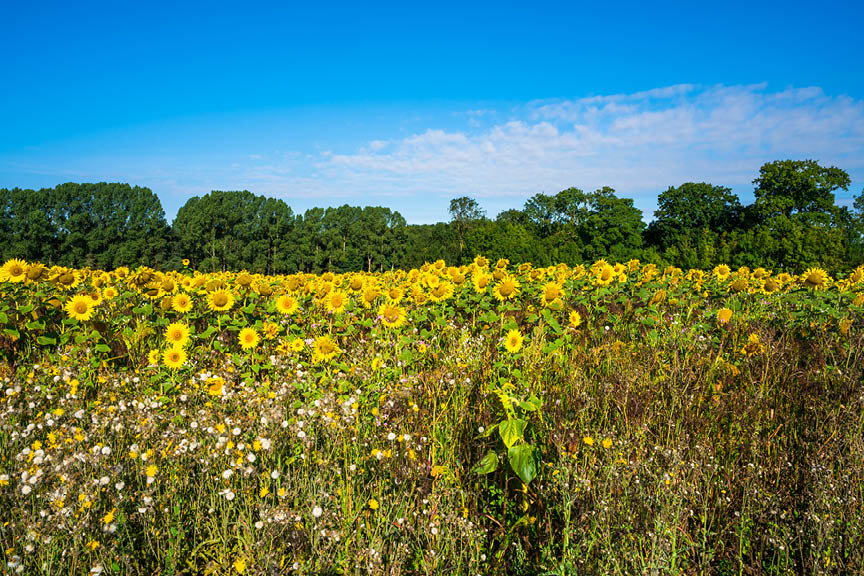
1, 257, 863, 574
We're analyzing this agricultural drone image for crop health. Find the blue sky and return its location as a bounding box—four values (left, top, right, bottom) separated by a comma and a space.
2, 0, 863, 223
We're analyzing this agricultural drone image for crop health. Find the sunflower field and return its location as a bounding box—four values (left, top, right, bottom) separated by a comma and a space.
1, 257, 864, 575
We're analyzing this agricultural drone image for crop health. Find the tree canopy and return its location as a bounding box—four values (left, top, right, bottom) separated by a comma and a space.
2, 160, 861, 273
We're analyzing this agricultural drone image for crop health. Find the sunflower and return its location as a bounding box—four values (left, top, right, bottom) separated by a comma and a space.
594, 263, 616, 287
147, 349, 160, 365
325, 290, 349, 314
206, 378, 224, 396
540, 282, 564, 307
472, 273, 491, 294
428, 281, 454, 303
290, 338, 305, 352
800, 268, 830, 291
378, 303, 407, 329
569, 310, 582, 328
172, 292, 193, 313
275, 294, 299, 315
312, 335, 340, 363
182, 258, 190, 267
238, 327, 260, 350
716, 308, 733, 324
0, 259, 28, 283
386, 286, 404, 303
65, 294, 95, 321
740, 333, 764, 357
164, 322, 190, 348
163, 347, 187, 370
207, 290, 234, 312
103, 286, 118, 300
52, 267, 83, 291
503, 329, 523, 353
713, 264, 731, 281
760, 277, 780, 295
493, 276, 520, 302
25, 262, 47, 282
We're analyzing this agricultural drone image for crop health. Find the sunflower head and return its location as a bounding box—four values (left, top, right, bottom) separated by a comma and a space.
238, 327, 260, 350
801, 268, 830, 291
65, 294, 94, 321
312, 336, 340, 363
503, 329, 524, 353
163, 347, 187, 370
165, 322, 190, 347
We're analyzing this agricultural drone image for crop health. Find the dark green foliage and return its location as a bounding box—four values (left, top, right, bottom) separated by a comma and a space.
2, 159, 862, 272
1, 183, 170, 268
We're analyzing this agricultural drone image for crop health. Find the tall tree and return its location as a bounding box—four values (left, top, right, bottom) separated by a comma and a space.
449, 197, 486, 263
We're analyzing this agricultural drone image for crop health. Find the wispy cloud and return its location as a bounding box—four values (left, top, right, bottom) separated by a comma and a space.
290, 84, 863, 216
3, 83, 862, 223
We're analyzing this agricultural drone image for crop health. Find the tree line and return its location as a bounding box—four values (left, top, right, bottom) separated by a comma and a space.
2, 159, 863, 273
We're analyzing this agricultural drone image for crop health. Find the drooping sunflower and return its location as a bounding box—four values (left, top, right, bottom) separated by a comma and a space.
172, 292, 193, 313
493, 276, 520, 302
378, 303, 407, 329
164, 322, 190, 348
238, 327, 260, 350
64, 294, 95, 321
163, 347, 187, 370
716, 307, 733, 324
800, 267, 830, 291
312, 335, 341, 363
52, 267, 83, 291
0, 259, 28, 283
275, 294, 299, 315
740, 333, 765, 357
472, 272, 491, 294
207, 290, 235, 312
503, 329, 524, 353
361, 286, 381, 308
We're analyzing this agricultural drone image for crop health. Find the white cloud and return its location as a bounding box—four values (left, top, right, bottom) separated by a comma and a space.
252, 83, 861, 220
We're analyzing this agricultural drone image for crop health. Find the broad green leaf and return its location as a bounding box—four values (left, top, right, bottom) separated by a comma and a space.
499, 418, 526, 448
508, 443, 537, 484
474, 451, 499, 475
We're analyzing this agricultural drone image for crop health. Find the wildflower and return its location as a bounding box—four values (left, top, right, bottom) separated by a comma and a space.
312, 506, 323, 518
583, 436, 594, 446
602, 438, 613, 449
368, 498, 379, 511
233, 557, 246, 574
